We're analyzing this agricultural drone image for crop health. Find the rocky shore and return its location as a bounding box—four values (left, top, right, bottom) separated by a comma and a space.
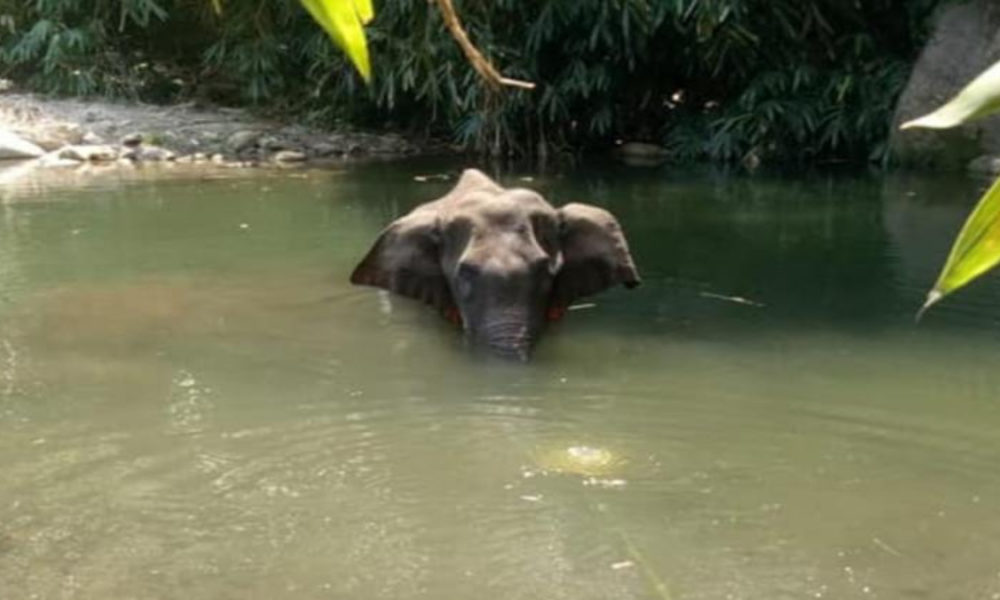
0, 92, 435, 172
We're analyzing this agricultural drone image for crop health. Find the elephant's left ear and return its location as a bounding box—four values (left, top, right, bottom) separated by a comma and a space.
551, 203, 640, 309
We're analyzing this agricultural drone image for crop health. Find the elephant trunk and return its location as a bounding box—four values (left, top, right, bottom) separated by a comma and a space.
470, 315, 539, 360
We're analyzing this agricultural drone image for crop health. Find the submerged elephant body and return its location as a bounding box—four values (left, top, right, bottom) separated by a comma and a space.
351, 169, 639, 358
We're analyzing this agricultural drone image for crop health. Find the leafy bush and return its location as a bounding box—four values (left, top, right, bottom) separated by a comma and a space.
1, 0, 942, 162
1, 0, 182, 97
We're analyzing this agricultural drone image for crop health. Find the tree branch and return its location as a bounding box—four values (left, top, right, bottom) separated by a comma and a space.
432, 0, 535, 91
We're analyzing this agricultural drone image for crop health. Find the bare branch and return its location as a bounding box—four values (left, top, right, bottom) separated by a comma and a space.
432, 0, 536, 91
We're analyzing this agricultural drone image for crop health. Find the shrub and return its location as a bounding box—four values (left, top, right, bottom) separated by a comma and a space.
1, 0, 942, 162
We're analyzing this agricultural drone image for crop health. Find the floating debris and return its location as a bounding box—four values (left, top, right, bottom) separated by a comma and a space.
872, 537, 903, 557
413, 173, 451, 182
583, 477, 627, 488
699, 291, 765, 308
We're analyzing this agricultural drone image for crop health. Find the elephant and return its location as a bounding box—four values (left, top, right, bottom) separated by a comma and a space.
350, 168, 640, 358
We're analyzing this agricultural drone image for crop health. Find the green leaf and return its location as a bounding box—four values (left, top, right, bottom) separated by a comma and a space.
919, 174, 1000, 319
297, 0, 374, 82
901, 59, 1000, 129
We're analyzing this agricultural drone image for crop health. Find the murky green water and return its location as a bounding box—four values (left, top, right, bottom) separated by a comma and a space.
3, 160, 1000, 599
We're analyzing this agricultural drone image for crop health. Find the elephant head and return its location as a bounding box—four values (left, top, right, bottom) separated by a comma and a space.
350, 169, 640, 359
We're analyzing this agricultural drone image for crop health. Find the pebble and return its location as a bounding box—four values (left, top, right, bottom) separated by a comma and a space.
273, 149, 307, 163
120, 132, 143, 147
58, 144, 117, 162
81, 131, 104, 145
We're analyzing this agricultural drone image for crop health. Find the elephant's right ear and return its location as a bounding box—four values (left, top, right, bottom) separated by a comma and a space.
550, 203, 640, 310
350, 210, 456, 312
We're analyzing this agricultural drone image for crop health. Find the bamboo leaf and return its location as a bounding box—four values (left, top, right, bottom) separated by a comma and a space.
352, 0, 374, 23
298, 0, 374, 82
207, 0, 373, 81
919, 174, 1000, 319
901, 60, 1000, 129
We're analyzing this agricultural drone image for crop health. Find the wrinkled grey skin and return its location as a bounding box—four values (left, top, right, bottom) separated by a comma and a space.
351, 169, 640, 359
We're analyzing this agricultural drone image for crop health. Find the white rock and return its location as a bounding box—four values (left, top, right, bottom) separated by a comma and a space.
135, 145, 176, 161
58, 145, 118, 162
273, 150, 307, 162
82, 131, 105, 145
0, 129, 46, 160
21, 123, 83, 151
37, 152, 82, 168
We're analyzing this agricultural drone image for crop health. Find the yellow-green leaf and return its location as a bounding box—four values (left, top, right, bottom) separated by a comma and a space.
351, 0, 374, 23
902, 59, 1000, 130
298, 0, 374, 83
210, 0, 222, 15
920, 174, 1000, 318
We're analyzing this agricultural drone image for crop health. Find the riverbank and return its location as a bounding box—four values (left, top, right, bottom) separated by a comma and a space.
0, 92, 442, 171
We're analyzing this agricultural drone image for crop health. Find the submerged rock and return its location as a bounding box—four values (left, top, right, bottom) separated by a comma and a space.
968, 155, 1000, 174
0, 129, 46, 160
616, 141, 669, 158
615, 141, 669, 166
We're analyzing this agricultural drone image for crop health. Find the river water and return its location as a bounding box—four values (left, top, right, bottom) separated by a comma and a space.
2, 161, 1000, 599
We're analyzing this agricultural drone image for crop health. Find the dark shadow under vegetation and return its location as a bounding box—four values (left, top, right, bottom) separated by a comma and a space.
1, 0, 943, 163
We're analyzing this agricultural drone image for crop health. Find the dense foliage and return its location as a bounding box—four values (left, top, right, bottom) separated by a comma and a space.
1, 0, 941, 162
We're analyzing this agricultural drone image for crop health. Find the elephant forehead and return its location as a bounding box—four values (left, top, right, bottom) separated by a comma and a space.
463, 220, 552, 265
461, 233, 549, 272
447, 189, 556, 226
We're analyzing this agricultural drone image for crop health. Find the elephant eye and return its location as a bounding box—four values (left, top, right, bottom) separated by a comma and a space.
530, 215, 558, 248
456, 262, 481, 281
455, 263, 480, 298
528, 255, 552, 274
446, 215, 474, 233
